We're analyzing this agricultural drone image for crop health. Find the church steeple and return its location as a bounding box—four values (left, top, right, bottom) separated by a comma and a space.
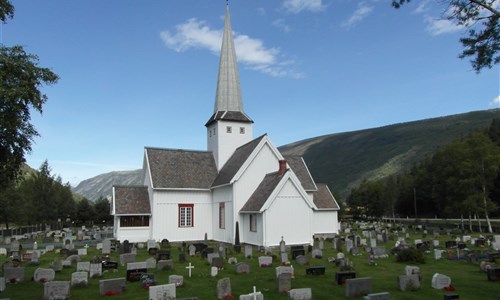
214, 4, 243, 113
206, 4, 254, 170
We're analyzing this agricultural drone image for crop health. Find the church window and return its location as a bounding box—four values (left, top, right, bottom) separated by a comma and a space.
120, 216, 149, 227
219, 202, 225, 229
213, 128, 216, 135
240, 127, 245, 134
178, 204, 194, 227
209, 129, 212, 137
250, 214, 257, 232
226, 126, 232, 133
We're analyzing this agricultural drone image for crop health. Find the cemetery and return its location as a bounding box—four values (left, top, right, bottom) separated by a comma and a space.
0, 222, 499, 299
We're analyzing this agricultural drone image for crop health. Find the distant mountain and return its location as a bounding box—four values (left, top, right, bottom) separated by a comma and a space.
279, 108, 500, 200
74, 109, 499, 202
72, 169, 143, 201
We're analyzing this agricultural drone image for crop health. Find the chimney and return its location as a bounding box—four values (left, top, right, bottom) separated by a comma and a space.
278, 160, 287, 176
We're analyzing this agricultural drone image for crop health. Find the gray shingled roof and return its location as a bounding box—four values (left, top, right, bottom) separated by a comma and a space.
205, 111, 253, 127
313, 184, 340, 210
240, 171, 284, 213
211, 134, 266, 187
146, 148, 217, 189
283, 155, 317, 191
114, 186, 151, 215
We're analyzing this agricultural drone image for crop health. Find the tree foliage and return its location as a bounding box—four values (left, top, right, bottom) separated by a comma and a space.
392, 0, 500, 72
347, 119, 500, 229
0, 0, 14, 23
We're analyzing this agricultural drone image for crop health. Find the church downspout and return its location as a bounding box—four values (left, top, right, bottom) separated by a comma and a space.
262, 211, 266, 247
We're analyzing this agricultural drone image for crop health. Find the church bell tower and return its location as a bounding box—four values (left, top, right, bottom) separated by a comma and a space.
206, 5, 253, 170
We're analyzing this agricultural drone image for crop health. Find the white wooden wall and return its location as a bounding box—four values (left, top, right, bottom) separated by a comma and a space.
212, 186, 234, 244
312, 210, 340, 235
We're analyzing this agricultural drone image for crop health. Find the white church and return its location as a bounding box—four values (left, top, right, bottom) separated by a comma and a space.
111, 6, 340, 247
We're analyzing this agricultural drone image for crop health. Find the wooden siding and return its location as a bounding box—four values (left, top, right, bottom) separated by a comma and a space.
212, 186, 234, 243
313, 210, 340, 235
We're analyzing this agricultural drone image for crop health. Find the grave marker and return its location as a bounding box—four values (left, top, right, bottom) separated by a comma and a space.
99, 278, 126, 296
34, 268, 55, 283
149, 283, 176, 300
43, 281, 70, 300
71, 271, 88, 287
431, 273, 452, 289
216, 277, 231, 299
288, 288, 312, 300
345, 277, 372, 298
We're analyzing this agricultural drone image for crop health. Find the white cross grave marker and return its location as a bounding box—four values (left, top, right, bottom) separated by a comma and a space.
186, 262, 194, 278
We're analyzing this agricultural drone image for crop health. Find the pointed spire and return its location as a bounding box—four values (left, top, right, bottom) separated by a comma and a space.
214, 5, 243, 113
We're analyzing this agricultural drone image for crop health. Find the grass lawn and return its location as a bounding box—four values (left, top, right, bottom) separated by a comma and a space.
0, 232, 499, 299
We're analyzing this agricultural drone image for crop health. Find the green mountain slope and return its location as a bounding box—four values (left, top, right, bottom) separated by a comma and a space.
280, 109, 500, 200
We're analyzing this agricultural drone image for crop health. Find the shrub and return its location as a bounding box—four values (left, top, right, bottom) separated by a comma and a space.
395, 247, 425, 264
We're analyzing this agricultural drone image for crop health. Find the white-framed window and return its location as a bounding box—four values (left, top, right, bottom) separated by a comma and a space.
240, 127, 245, 134
226, 126, 232, 133
219, 202, 225, 229
178, 204, 194, 227
250, 214, 257, 232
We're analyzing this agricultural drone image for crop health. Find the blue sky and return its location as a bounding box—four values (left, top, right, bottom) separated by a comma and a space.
3, 0, 499, 186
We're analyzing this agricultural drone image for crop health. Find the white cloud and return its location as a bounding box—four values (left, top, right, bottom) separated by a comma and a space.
424, 16, 464, 35
490, 95, 500, 106
282, 0, 325, 14
272, 19, 291, 33
341, 3, 374, 29
160, 19, 302, 78
412, 0, 430, 14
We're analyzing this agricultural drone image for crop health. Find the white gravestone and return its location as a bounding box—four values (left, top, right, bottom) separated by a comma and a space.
43, 281, 70, 300
77, 261, 90, 272
431, 273, 451, 289
149, 283, 176, 300
34, 268, 56, 283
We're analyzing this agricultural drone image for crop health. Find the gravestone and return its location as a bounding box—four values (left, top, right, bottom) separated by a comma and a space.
291, 246, 305, 259
67, 254, 80, 264
336, 271, 356, 285
141, 273, 156, 288
90, 263, 102, 278
31, 251, 40, 265
50, 259, 63, 272
149, 283, 176, 300
43, 281, 70, 299
216, 277, 231, 300
244, 245, 253, 258
207, 253, 220, 264
345, 277, 372, 298
288, 288, 312, 300
0, 276, 5, 292
311, 249, 322, 259
486, 267, 500, 281
236, 262, 250, 274
212, 257, 224, 270
306, 266, 325, 275
9, 240, 19, 254
168, 274, 184, 287
188, 244, 196, 256
211, 266, 218, 277
179, 253, 186, 263
276, 266, 293, 278
99, 278, 126, 296
34, 268, 55, 283
3, 266, 24, 283
295, 255, 308, 266
146, 257, 157, 269
120, 240, 131, 254
157, 250, 170, 261
280, 237, 286, 253
370, 238, 377, 248
240, 290, 264, 300
157, 259, 173, 271
0, 248, 7, 256
71, 271, 88, 287
434, 249, 442, 260
228, 257, 237, 264
319, 238, 324, 250
397, 274, 420, 291
404, 265, 420, 276
102, 239, 111, 254
161, 239, 170, 249
372, 247, 388, 258
102, 261, 118, 271
258, 256, 273, 267
78, 248, 87, 256
431, 273, 452, 289
281, 252, 289, 264
277, 272, 292, 292
345, 239, 354, 253
126, 261, 147, 282
77, 261, 90, 272
120, 253, 136, 266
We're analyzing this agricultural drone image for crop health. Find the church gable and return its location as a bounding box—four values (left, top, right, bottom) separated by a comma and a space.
211, 134, 267, 187
145, 147, 217, 189
113, 186, 151, 215
283, 155, 317, 191
239, 171, 282, 212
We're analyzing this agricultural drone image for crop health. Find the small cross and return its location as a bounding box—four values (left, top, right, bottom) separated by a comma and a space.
252, 286, 257, 300
186, 262, 195, 278
84, 244, 89, 249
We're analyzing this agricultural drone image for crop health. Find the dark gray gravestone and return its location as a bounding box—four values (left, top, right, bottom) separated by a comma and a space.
236, 262, 250, 274
179, 253, 186, 263
157, 259, 173, 271
397, 274, 420, 291
4, 267, 25, 283
121, 240, 131, 254
99, 278, 126, 295
212, 257, 224, 269
487, 267, 500, 281
335, 271, 356, 285
50, 259, 63, 272
345, 277, 372, 298
277, 272, 292, 292
119, 253, 136, 266
216, 277, 231, 300
295, 255, 308, 266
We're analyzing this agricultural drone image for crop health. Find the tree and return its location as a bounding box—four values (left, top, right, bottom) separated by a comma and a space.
93, 196, 111, 224
0, 0, 59, 193
392, 0, 499, 72
76, 198, 95, 226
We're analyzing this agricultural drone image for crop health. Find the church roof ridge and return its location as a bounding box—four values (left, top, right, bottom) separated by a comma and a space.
144, 146, 212, 154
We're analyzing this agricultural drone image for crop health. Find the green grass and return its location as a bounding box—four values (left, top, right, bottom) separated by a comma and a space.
1, 233, 499, 299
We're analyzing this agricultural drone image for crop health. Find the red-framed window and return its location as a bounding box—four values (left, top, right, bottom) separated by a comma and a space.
219, 202, 225, 229
178, 204, 194, 227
